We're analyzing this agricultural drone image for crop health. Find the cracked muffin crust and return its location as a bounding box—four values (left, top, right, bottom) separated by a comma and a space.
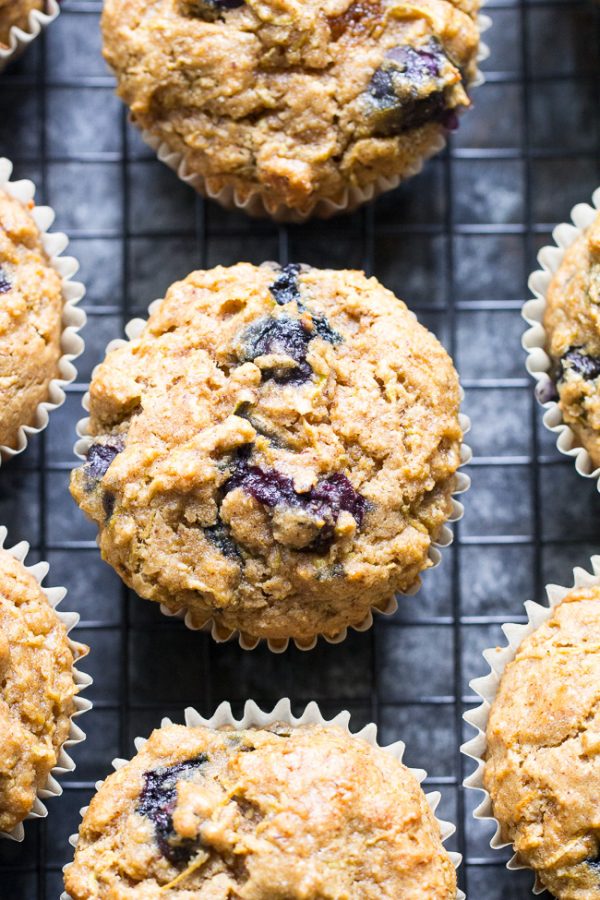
70, 263, 463, 644
64, 721, 457, 899
0, 548, 84, 834
101, 0, 481, 217
543, 210, 600, 468
0, 187, 64, 450
0, 0, 44, 46
483, 585, 600, 899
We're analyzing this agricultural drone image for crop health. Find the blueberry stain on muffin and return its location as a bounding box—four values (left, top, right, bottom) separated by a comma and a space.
363, 40, 460, 136
138, 755, 208, 865
0, 266, 12, 294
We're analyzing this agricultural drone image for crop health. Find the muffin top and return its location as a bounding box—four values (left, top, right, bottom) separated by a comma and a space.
543, 209, 600, 467
483, 585, 600, 899
70, 263, 462, 644
101, 0, 480, 216
0, 0, 44, 46
0, 548, 82, 834
64, 721, 457, 899
0, 187, 64, 449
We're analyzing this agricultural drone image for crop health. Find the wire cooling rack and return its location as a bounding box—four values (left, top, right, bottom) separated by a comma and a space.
1, 1, 600, 897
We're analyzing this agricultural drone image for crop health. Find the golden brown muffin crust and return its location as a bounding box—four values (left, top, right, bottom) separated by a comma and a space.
64, 722, 457, 899
0, 188, 64, 449
484, 585, 600, 899
0, 549, 81, 833
101, 0, 480, 214
70, 263, 463, 644
544, 210, 600, 467
0, 0, 44, 46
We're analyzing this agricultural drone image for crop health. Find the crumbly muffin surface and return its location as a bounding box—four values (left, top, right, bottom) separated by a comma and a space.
64, 722, 457, 899
0, 187, 63, 449
0, 548, 79, 833
484, 585, 600, 899
544, 210, 600, 467
0, 0, 44, 46
101, 0, 480, 215
70, 263, 462, 643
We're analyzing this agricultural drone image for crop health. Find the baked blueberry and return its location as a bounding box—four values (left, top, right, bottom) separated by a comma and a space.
587, 854, 600, 874
560, 346, 600, 382
364, 40, 458, 136
224, 456, 366, 549
180, 0, 244, 20
204, 520, 241, 560
239, 316, 314, 384
0, 266, 12, 294
138, 755, 207, 864
269, 264, 302, 307
84, 437, 125, 486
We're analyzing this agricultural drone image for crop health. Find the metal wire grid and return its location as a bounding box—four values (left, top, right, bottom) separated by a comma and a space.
1, 0, 600, 896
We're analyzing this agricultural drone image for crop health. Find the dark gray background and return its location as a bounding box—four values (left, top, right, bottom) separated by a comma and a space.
0, 0, 599, 896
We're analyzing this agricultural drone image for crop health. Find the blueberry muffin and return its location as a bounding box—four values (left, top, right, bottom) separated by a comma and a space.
0, 548, 85, 834
70, 263, 463, 645
0, 188, 64, 450
484, 585, 600, 899
64, 721, 457, 898
101, 0, 481, 218
543, 210, 600, 467
0, 0, 44, 46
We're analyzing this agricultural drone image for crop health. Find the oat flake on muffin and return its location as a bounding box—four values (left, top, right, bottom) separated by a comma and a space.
70, 263, 463, 645
543, 209, 600, 468
0, 0, 44, 47
0, 548, 84, 834
484, 584, 600, 899
101, 0, 481, 217
0, 187, 64, 450
64, 721, 457, 899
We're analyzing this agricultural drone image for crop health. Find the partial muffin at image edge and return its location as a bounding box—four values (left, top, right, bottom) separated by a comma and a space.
101, 0, 481, 218
482, 584, 600, 899
70, 262, 464, 646
542, 207, 600, 468
64, 719, 457, 899
0, 0, 44, 46
0, 186, 64, 450
0, 547, 88, 835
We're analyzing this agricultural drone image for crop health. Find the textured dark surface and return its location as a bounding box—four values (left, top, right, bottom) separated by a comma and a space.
0, 1, 599, 897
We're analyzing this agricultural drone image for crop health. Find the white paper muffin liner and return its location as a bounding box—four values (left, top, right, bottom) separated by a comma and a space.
461, 554, 600, 895
138, 8, 491, 222
0, 157, 86, 467
0, 525, 93, 842
73, 297, 471, 653
0, 0, 59, 73
61, 698, 464, 900
523, 186, 600, 487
